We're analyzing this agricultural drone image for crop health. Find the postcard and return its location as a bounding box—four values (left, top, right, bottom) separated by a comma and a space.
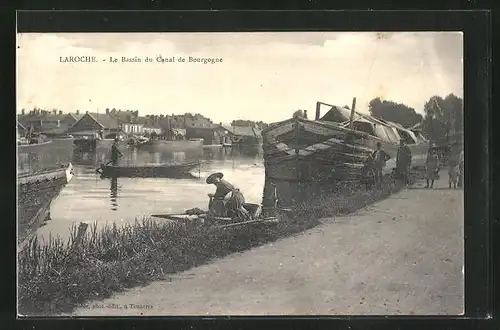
16, 31, 464, 316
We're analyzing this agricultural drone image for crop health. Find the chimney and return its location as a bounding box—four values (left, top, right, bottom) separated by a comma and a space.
303, 110, 308, 119
106, 108, 110, 114
53, 109, 57, 115
76, 110, 80, 115
21, 109, 25, 115
86, 111, 89, 114
315, 102, 321, 120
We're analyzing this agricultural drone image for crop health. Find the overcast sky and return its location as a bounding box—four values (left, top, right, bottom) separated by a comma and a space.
16, 32, 463, 123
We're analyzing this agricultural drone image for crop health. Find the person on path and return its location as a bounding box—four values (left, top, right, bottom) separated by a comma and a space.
206, 172, 250, 220
425, 145, 440, 188
110, 137, 123, 166
396, 140, 412, 185
447, 144, 461, 189
371, 142, 391, 185
458, 149, 464, 188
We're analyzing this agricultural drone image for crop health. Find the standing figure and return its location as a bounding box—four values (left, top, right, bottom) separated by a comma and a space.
396, 140, 412, 185
206, 172, 250, 220
458, 149, 464, 188
110, 137, 123, 166
447, 147, 460, 189
371, 142, 391, 185
425, 146, 440, 188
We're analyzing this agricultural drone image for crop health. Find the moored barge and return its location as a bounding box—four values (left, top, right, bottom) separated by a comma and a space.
17, 163, 74, 243
261, 99, 430, 213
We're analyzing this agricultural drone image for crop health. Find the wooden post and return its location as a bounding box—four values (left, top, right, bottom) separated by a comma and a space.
348, 97, 357, 129
72, 222, 89, 251
57, 222, 89, 264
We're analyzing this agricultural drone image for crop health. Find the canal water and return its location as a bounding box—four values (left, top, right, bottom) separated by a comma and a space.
19, 146, 265, 241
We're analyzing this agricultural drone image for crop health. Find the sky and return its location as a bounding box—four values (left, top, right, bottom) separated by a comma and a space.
16, 32, 463, 123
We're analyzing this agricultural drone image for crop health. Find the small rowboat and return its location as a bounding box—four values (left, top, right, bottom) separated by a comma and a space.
97, 161, 201, 179
151, 203, 283, 229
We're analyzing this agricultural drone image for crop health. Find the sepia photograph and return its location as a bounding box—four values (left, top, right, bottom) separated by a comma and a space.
16, 31, 464, 316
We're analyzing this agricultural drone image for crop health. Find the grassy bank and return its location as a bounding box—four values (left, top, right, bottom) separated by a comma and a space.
18, 178, 402, 316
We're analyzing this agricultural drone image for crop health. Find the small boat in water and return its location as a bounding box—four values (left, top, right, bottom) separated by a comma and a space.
127, 135, 150, 147
151, 203, 281, 230
97, 161, 202, 179
137, 138, 204, 151
17, 132, 53, 152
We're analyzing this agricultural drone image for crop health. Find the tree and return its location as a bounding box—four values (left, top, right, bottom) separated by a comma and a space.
368, 97, 423, 128
422, 93, 463, 144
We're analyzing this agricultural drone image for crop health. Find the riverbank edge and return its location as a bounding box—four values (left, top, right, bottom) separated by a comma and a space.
18, 177, 404, 316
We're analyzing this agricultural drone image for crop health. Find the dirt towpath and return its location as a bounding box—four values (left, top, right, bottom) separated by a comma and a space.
69, 177, 464, 316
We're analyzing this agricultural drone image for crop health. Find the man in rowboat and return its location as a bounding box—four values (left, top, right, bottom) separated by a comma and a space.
206, 172, 250, 220
110, 138, 123, 166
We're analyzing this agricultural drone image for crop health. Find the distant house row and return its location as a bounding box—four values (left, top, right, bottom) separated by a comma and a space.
17, 109, 263, 146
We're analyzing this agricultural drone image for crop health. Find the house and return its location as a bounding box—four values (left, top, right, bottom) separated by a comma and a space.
222, 124, 263, 145
166, 113, 214, 129
186, 123, 229, 145
142, 123, 163, 136
17, 109, 78, 137
166, 128, 187, 140
142, 125, 163, 135
120, 122, 144, 135
137, 116, 162, 136
67, 111, 124, 139
107, 109, 144, 135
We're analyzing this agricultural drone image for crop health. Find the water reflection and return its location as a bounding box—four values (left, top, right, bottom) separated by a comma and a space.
70, 145, 262, 168
110, 177, 119, 211
32, 144, 265, 241
72, 151, 104, 167
18, 148, 73, 173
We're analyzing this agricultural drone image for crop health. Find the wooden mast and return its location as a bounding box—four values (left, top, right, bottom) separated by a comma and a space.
348, 97, 357, 129
315, 102, 321, 120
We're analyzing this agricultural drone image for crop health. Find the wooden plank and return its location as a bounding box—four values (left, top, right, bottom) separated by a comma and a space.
214, 218, 279, 229
150, 214, 201, 221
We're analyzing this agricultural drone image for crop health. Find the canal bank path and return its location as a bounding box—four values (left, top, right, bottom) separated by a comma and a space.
68, 176, 464, 316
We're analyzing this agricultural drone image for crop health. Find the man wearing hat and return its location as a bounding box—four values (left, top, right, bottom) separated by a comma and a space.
396, 139, 412, 185
206, 172, 250, 220
110, 137, 123, 166
425, 143, 440, 188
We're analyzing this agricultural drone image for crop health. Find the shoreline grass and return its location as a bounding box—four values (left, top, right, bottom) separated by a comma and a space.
18, 178, 402, 316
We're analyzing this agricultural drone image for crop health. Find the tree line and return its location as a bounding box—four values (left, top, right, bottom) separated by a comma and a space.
230, 120, 269, 130
366, 93, 463, 144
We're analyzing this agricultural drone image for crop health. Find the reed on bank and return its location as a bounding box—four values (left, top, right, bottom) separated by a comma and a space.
18, 177, 402, 316
18, 215, 319, 315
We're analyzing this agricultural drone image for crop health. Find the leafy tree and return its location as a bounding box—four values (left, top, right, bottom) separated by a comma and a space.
368, 97, 423, 128
230, 119, 269, 130
422, 93, 463, 144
